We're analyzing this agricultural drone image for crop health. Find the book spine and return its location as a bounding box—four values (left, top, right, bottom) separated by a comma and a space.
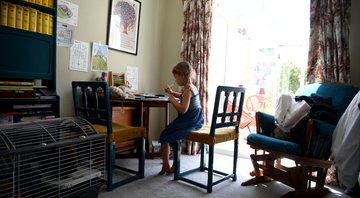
42, 0, 48, 7
35, 0, 42, 6
29, 0, 36, 3
49, 14, 53, 35
0, 85, 34, 91
7, 3, 16, 28
42, 13, 49, 35
36, 10, 42, 33
0, 81, 35, 86
15, 5, 23, 29
29, 7, 37, 32
48, 0, 53, 8
22, 7, 29, 30
0, 1, 8, 26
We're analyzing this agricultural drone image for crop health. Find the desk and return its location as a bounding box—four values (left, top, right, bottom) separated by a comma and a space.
110, 97, 170, 158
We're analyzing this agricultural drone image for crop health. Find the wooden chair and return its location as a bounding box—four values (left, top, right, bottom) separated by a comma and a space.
243, 94, 272, 131
241, 83, 359, 197
174, 85, 246, 193
72, 81, 146, 191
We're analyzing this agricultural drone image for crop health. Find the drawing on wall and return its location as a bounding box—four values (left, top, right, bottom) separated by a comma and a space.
57, 0, 78, 26
69, 40, 89, 72
91, 43, 109, 71
107, 0, 141, 55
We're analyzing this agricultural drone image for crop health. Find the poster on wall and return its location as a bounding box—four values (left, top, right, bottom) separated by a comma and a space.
57, 0, 79, 26
107, 0, 141, 55
91, 43, 109, 71
126, 66, 138, 91
69, 40, 89, 72
57, 22, 75, 47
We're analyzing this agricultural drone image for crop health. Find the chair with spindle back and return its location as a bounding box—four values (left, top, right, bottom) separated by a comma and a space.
173, 85, 246, 193
72, 81, 146, 191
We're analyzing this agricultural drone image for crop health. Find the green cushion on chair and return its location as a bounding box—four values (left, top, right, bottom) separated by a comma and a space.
188, 125, 239, 146
93, 123, 146, 142
247, 133, 302, 155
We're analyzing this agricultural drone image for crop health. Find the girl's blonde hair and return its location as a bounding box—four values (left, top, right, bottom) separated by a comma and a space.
172, 61, 195, 86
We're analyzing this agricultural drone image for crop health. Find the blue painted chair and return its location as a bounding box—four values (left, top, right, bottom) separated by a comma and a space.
241, 83, 358, 197
72, 81, 146, 191
174, 85, 246, 193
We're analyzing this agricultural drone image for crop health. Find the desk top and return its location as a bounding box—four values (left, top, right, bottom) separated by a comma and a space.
110, 96, 170, 103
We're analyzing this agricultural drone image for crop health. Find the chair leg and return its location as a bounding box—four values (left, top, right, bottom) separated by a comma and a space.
174, 141, 180, 180
207, 145, 214, 193
233, 139, 238, 181
138, 137, 145, 178
107, 142, 115, 191
200, 143, 206, 171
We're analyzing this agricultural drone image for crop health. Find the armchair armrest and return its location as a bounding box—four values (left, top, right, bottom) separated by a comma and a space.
255, 111, 276, 135
305, 119, 336, 159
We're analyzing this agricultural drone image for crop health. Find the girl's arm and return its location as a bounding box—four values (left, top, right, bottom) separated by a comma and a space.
164, 86, 181, 98
169, 88, 192, 114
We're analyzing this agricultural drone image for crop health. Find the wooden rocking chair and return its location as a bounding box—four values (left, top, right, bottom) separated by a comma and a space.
241, 83, 358, 197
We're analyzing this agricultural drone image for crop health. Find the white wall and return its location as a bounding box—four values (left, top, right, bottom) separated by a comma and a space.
56, 0, 359, 141
56, 0, 183, 141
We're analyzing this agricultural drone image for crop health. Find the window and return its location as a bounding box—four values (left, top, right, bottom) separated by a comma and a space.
209, 0, 310, 124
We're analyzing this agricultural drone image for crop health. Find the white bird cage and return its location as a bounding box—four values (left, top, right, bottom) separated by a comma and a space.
0, 117, 106, 198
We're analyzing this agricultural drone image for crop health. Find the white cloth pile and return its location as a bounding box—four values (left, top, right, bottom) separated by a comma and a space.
274, 94, 311, 132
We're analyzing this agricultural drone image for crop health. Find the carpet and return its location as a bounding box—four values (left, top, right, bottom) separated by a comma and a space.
98, 153, 350, 198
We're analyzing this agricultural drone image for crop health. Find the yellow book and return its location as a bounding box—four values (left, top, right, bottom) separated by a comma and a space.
15, 6, 23, 29
0, 1, 8, 26
49, 15, 53, 35
22, 7, 29, 30
42, 0, 48, 7
42, 13, 49, 35
7, 3, 16, 28
36, 11, 42, 33
48, 0, 53, 8
35, 0, 42, 6
29, 8, 37, 32
29, 0, 36, 3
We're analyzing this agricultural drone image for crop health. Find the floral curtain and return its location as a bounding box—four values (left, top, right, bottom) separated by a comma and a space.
307, 0, 351, 84
180, 0, 213, 155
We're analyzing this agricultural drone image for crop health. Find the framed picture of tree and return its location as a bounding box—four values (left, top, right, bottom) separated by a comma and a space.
107, 0, 141, 55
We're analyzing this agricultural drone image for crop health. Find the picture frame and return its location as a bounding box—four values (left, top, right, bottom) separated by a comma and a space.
107, 0, 141, 55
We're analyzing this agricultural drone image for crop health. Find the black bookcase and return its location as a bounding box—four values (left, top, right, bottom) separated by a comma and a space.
0, 0, 59, 123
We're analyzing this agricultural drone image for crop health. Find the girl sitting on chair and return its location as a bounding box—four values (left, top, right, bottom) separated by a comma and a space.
158, 61, 204, 175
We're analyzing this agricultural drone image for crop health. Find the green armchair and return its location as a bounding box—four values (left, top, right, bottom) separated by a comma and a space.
241, 83, 358, 197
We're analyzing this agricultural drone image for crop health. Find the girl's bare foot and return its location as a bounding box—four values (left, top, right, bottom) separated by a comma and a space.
158, 166, 172, 175
158, 168, 166, 175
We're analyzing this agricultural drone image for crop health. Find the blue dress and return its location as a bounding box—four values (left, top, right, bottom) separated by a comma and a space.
159, 88, 204, 143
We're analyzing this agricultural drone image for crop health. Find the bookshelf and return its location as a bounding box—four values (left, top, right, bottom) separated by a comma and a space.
0, 0, 59, 124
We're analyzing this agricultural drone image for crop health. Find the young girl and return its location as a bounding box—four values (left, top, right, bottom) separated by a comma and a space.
158, 61, 204, 175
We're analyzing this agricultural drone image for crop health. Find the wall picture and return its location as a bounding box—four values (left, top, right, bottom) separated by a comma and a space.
107, 0, 141, 55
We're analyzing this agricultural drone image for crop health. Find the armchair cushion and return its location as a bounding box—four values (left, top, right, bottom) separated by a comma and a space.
188, 125, 239, 146
306, 119, 336, 159
93, 123, 146, 142
256, 111, 275, 135
247, 133, 302, 155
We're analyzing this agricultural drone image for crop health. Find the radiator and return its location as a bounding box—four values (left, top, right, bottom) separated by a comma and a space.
0, 117, 106, 198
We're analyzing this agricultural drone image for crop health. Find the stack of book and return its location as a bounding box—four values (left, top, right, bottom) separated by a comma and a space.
0, 1, 53, 35
0, 80, 37, 99
24, 0, 55, 8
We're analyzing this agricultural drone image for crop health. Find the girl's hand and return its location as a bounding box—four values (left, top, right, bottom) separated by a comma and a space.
164, 85, 173, 95
168, 94, 175, 101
